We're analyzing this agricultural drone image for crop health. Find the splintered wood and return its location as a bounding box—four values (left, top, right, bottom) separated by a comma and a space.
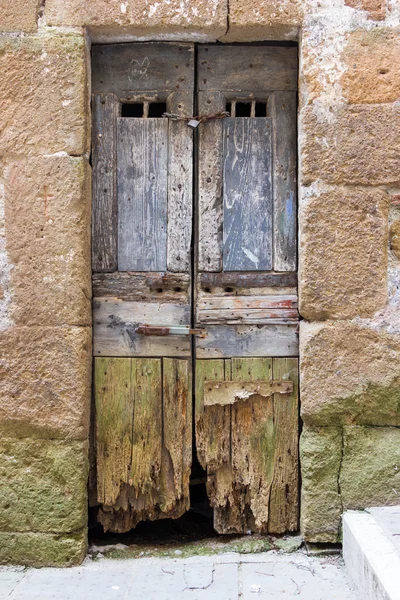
196, 358, 299, 534
95, 357, 191, 533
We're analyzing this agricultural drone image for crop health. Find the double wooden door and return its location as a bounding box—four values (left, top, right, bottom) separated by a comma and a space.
91, 43, 299, 534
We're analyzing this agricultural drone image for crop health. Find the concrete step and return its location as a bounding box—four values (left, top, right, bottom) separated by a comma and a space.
343, 506, 400, 600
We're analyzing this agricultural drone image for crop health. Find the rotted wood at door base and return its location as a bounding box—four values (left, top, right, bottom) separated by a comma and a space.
95, 357, 192, 533
195, 357, 299, 534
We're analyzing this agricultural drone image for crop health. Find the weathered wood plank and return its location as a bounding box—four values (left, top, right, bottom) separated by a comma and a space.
92, 272, 190, 304
199, 295, 298, 310
199, 312, 298, 325
197, 46, 298, 92
268, 358, 299, 533
229, 358, 274, 533
93, 299, 191, 357
162, 359, 192, 514
92, 42, 195, 96
117, 118, 168, 271
197, 294, 298, 324
199, 272, 298, 289
209, 358, 276, 534
98, 358, 164, 532
130, 358, 163, 492
197, 91, 225, 272
204, 379, 293, 406
95, 357, 133, 506
196, 325, 299, 358
97, 358, 193, 533
92, 93, 118, 272
167, 91, 193, 272
195, 360, 230, 471
223, 118, 273, 271
270, 92, 297, 272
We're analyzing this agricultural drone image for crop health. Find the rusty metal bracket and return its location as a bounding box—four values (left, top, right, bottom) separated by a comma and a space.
135, 324, 207, 338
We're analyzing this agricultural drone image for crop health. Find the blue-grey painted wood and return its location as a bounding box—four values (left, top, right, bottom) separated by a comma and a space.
223, 118, 273, 272
117, 118, 168, 271
196, 324, 298, 358
271, 92, 297, 272
92, 93, 119, 272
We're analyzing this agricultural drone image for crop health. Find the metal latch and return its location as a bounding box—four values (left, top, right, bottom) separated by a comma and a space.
135, 324, 207, 338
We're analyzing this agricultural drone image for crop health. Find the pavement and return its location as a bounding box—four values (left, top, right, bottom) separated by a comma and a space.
0, 550, 356, 599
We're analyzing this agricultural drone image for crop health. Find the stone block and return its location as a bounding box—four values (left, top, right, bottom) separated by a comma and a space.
299, 185, 389, 320
0, 530, 86, 567
340, 29, 400, 104
0, 0, 39, 32
45, 0, 227, 41
0, 34, 89, 156
222, 0, 302, 41
300, 321, 400, 427
0, 438, 88, 533
0, 326, 91, 440
341, 426, 400, 510
344, 0, 387, 20
3, 156, 91, 327
300, 426, 342, 543
301, 104, 400, 186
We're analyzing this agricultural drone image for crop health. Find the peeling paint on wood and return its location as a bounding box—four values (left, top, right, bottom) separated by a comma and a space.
204, 379, 294, 406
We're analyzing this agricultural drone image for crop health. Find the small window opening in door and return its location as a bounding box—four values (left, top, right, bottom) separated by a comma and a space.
226, 100, 267, 117
121, 101, 167, 118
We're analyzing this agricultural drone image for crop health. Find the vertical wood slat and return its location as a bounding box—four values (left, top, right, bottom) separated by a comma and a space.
167, 91, 194, 273
270, 92, 297, 272
223, 117, 273, 271
197, 91, 225, 272
92, 93, 119, 272
268, 357, 299, 532
117, 118, 168, 271
95, 357, 192, 533
95, 357, 133, 505
211, 358, 275, 534
195, 359, 230, 471
130, 358, 163, 491
163, 358, 192, 510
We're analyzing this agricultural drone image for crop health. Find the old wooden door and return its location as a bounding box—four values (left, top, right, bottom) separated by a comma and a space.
91, 43, 299, 535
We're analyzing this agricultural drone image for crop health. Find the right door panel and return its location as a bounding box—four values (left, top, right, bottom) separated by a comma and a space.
195, 45, 299, 534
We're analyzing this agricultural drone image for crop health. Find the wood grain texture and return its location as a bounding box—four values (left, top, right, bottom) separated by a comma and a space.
167, 91, 193, 272
268, 358, 299, 533
195, 359, 230, 471
199, 272, 298, 289
197, 294, 298, 324
197, 46, 298, 93
270, 92, 297, 272
117, 118, 168, 271
197, 91, 225, 272
95, 357, 134, 506
92, 272, 190, 303
162, 358, 192, 513
93, 299, 191, 357
96, 358, 192, 533
196, 325, 299, 358
92, 93, 118, 272
223, 118, 273, 271
92, 42, 195, 96
196, 358, 299, 534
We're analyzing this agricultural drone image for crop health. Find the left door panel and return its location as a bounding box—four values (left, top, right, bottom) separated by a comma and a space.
91, 43, 194, 532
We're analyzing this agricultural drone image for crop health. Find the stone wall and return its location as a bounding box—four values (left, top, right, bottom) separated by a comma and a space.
0, 0, 399, 564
